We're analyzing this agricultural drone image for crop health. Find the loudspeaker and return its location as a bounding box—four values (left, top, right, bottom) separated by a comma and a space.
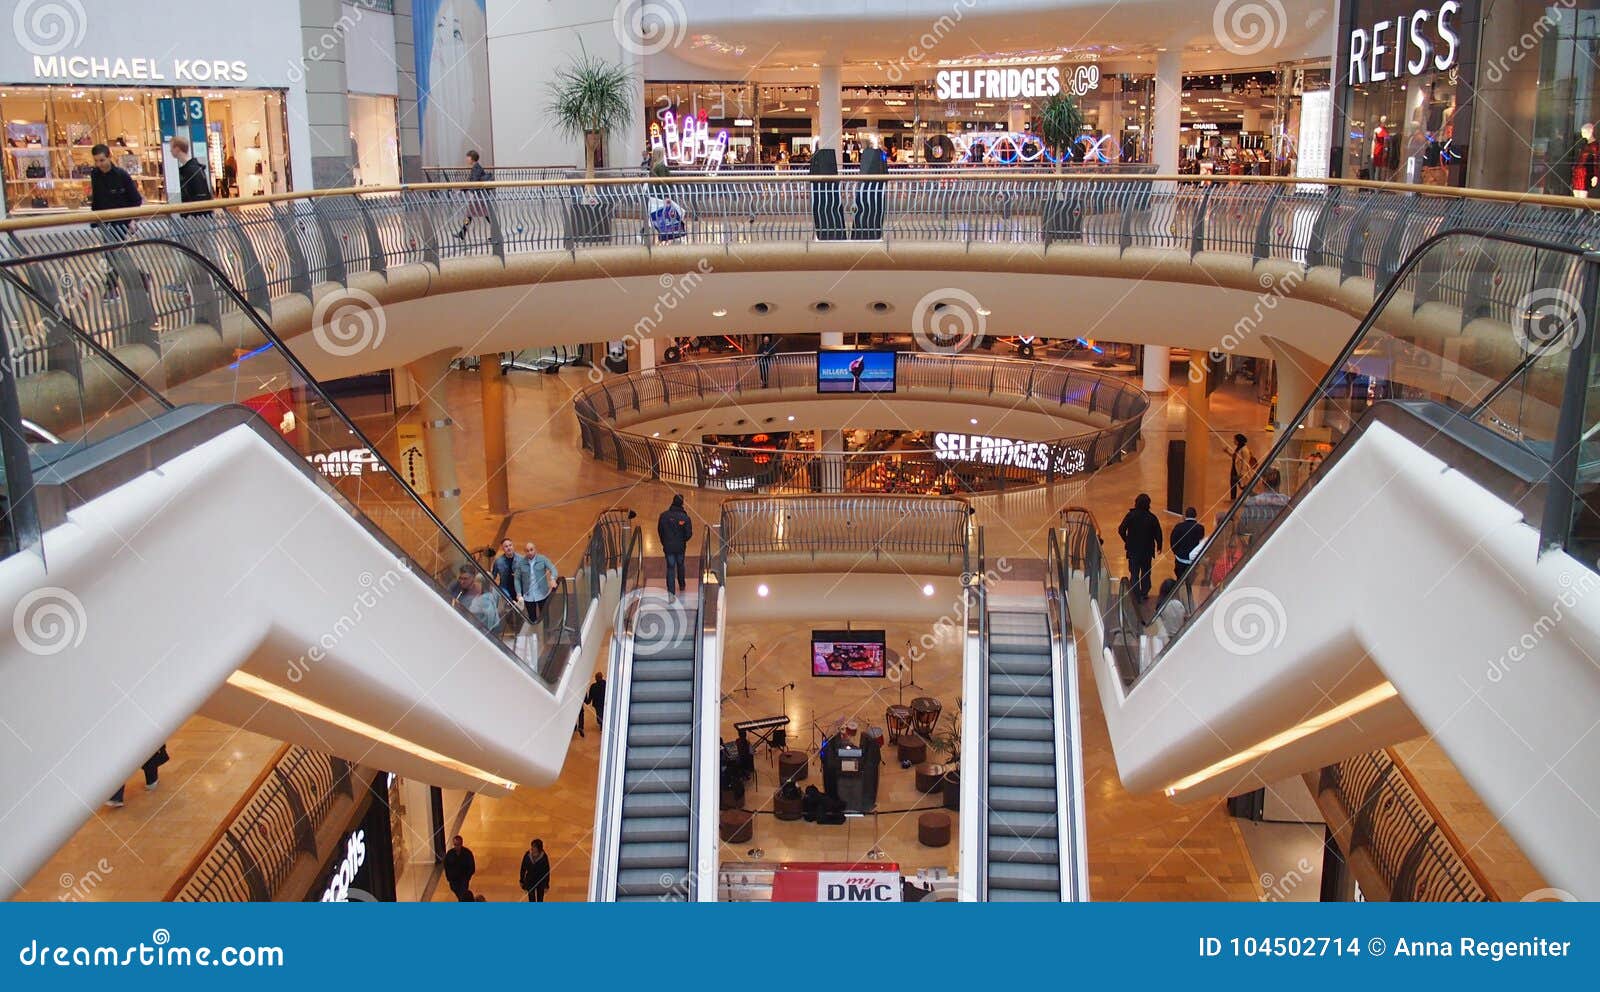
809, 148, 846, 240
852, 147, 887, 240
1165, 439, 1185, 516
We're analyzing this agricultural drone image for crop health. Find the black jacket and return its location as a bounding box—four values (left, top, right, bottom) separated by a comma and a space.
657, 505, 693, 553
1171, 519, 1205, 565
1117, 506, 1163, 558
177, 157, 213, 210
585, 677, 606, 709
443, 846, 476, 886
520, 851, 550, 892
89, 165, 142, 214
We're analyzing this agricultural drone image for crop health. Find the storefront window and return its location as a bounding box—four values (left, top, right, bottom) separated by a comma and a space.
1529, 4, 1600, 195
349, 93, 400, 186
1, 84, 289, 213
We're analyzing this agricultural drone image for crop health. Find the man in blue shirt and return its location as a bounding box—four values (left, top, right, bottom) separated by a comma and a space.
521, 540, 558, 623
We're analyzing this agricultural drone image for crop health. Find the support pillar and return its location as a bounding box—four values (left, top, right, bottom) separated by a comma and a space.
1263, 336, 1329, 433
1183, 354, 1211, 513
1143, 344, 1171, 393
819, 64, 843, 153
820, 429, 844, 493
1153, 49, 1182, 175
820, 331, 844, 349
638, 336, 658, 372
478, 355, 509, 515
404, 348, 465, 542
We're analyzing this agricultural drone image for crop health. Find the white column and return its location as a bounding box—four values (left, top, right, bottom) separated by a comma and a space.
1143, 345, 1171, 394
820, 331, 844, 348
1153, 49, 1182, 175
638, 336, 657, 372
819, 64, 843, 152
1008, 104, 1028, 132
820, 429, 844, 493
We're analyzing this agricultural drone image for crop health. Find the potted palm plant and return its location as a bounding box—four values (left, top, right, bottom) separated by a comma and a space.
1036, 92, 1085, 243
926, 700, 962, 811
548, 45, 634, 243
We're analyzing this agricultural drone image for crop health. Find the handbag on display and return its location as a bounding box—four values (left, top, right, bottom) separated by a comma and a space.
24, 164, 45, 179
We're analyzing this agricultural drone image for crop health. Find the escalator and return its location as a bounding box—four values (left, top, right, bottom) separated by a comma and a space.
0, 240, 615, 899
591, 531, 724, 901
1068, 231, 1600, 898
970, 530, 1089, 901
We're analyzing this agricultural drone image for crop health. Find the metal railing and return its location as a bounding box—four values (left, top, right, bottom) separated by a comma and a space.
1316, 749, 1493, 902
574, 351, 1147, 494
170, 746, 356, 902
535, 507, 636, 683
718, 493, 972, 565
688, 522, 727, 901
970, 526, 990, 901
7, 175, 1600, 398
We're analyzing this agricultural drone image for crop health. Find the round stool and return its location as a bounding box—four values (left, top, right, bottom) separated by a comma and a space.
915, 762, 945, 793
918, 811, 952, 847
778, 750, 809, 785
719, 809, 754, 843
774, 790, 804, 821
897, 738, 927, 764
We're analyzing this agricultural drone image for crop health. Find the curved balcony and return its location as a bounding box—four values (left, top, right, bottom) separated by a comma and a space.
573, 350, 1147, 494
3, 176, 1598, 432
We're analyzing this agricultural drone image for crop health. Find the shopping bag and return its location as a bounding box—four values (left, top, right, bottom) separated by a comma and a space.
648, 196, 686, 242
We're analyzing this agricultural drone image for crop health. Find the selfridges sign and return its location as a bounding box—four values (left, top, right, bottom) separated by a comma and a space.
1347, 1, 1462, 84
934, 64, 1101, 101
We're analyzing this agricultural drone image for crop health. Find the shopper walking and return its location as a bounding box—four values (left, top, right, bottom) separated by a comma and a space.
106, 745, 169, 808
586, 671, 607, 730
88, 143, 144, 302
757, 334, 779, 388
657, 495, 694, 599
492, 538, 525, 607
1117, 493, 1162, 603
453, 149, 490, 240
442, 834, 477, 902
521, 541, 558, 623
1229, 433, 1257, 501
519, 838, 551, 902
167, 136, 213, 210
1170, 507, 1205, 599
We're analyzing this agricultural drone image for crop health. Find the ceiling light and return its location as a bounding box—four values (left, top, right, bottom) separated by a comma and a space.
922, 583, 936, 596
712, 308, 728, 317
976, 307, 991, 316
969, 418, 979, 425
787, 415, 795, 421
757, 583, 770, 597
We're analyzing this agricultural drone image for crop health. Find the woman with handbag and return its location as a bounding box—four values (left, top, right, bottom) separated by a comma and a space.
105, 745, 169, 808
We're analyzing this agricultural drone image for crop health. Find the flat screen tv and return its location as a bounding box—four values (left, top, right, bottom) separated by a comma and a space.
811, 630, 888, 677
817, 349, 896, 393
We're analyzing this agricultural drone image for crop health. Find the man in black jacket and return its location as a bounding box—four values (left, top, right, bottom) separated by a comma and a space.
585, 671, 606, 729
657, 494, 693, 598
454, 149, 489, 239
442, 834, 476, 902
519, 838, 551, 902
1170, 507, 1205, 598
168, 135, 213, 215
1117, 492, 1162, 602
90, 144, 144, 300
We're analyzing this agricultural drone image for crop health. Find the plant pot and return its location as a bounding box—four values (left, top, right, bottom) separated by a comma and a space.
565, 199, 614, 246
941, 769, 961, 810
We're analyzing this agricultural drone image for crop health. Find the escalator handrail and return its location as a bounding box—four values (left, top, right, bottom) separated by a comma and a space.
969, 525, 988, 902
1043, 529, 1082, 900
1142, 228, 1600, 683
688, 522, 726, 901
0, 238, 544, 681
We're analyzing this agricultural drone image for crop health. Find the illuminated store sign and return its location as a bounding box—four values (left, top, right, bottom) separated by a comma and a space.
934, 432, 1087, 475
31, 55, 252, 82
1347, 1, 1460, 84
319, 829, 366, 902
934, 64, 1099, 101
307, 448, 387, 479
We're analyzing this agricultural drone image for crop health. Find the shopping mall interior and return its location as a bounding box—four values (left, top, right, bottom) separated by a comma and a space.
0, 0, 1597, 908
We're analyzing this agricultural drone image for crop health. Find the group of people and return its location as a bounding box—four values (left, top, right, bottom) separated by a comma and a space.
442, 834, 553, 902
449, 539, 558, 635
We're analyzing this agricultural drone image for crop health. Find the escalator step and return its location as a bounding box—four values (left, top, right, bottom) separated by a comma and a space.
631, 679, 694, 704
625, 745, 692, 769
988, 716, 1054, 740
618, 815, 690, 843
990, 633, 1051, 654
988, 693, 1052, 720
620, 792, 692, 816
632, 658, 694, 682
627, 724, 692, 747
635, 637, 695, 661
989, 673, 1052, 697
988, 887, 1061, 902
617, 841, 688, 869
629, 701, 693, 724
989, 652, 1051, 677
623, 767, 692, 793
989, 785, 1058, 813
988, 810, 1058, 839
990, 738, 1055, 764
988, 861, 1061, 891
989, 835, 1060, 863
989, 761, 1057, 789
615, 868, 688, 898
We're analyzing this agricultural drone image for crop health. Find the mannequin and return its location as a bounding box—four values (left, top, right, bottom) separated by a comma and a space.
1574, 123, 1598, 198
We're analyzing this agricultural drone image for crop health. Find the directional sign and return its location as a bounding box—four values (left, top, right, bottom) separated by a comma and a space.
396, 422, 431, 495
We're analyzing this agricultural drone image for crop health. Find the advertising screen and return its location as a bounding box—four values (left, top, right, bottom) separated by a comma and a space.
811, 630, 888, 677
817, 349, 897, 393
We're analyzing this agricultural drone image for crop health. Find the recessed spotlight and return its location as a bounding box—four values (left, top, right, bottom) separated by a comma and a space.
787, 415, 795, 421
976, 307, 991, 316
757, 583, 770, 597
712, 308, 728, 317
969, 418, 978, 425
922, 583, 935, 596
652, 432, 661, 437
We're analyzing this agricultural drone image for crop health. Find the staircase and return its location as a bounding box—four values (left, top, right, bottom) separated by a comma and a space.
612, 600, 699, 901
984, 608, 1063, 901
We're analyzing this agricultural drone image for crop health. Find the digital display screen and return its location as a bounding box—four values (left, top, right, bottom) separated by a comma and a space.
817, 349, 897, 393
811, 630, 888, 677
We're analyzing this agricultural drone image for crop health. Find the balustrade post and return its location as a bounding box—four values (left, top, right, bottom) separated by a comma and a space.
268, 201, 314, 297
1374, 196, 1417, 288
351, 195, 388, 276
1340, 193, 1380, 283
1304, 186, 1342, 271
273, 766, 318, 856
307, 199, 349, 286
1190, 184, 1214, 258
226, 830, 271, 901
168, 218, 225, 331
1392, 823, 1439, 902
1251, 184, 1284, 264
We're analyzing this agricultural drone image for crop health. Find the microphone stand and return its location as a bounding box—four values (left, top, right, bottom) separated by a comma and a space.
903, 638, 922, 690
738, 643, 755, 698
